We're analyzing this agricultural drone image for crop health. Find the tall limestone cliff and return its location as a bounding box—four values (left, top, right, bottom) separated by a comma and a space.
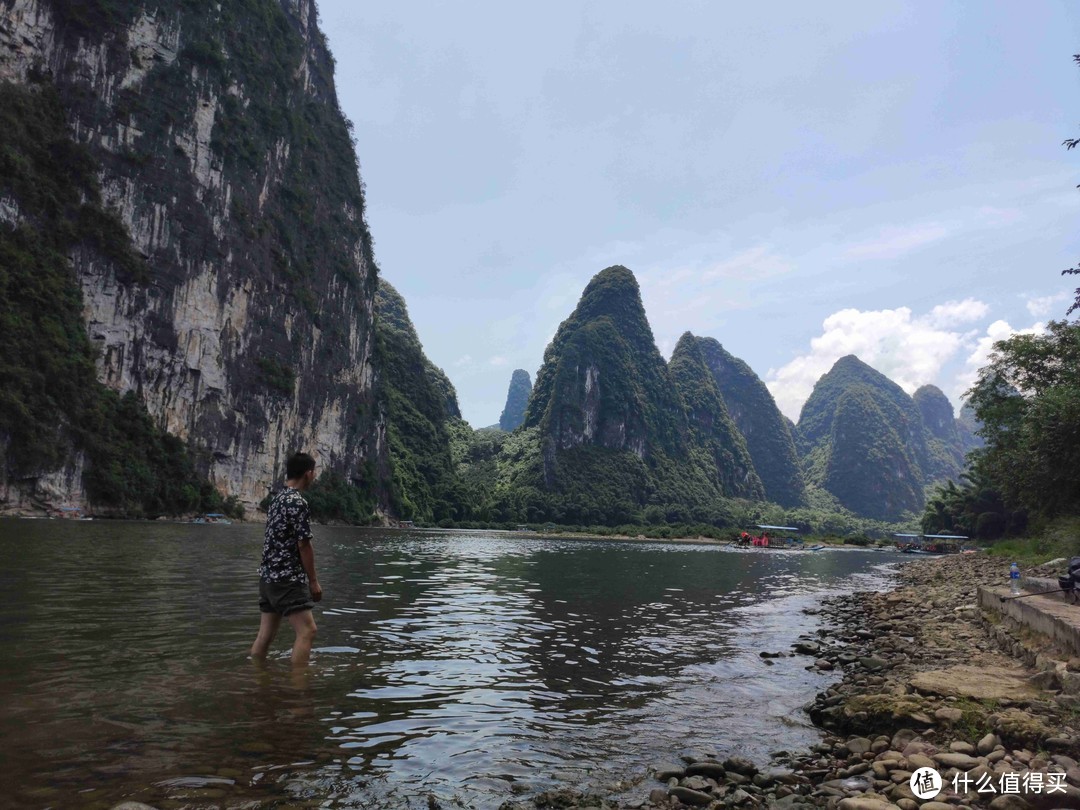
913, 384, 966, 481
516, 266, 725, 522
695, 337, 805, 507
821, 386, 924, 521
0, 0, 384, 514
797, 356, 928, 519
668, 333, 763, 499
523, 266, 687, 459
498, 369, 531, 432
374, 279, 465, 522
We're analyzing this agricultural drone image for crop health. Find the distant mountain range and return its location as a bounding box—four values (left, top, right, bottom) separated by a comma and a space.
0, 1, 976, 525
459, 267, 978, 524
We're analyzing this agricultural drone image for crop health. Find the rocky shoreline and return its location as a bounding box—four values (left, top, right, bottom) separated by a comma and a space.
509, 555, 1080, 810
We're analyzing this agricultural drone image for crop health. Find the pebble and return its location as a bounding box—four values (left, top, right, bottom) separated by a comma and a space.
846, 737, 873, 755
934, 707, 963, 723
836, 798, 900, 810
977, 733, 1000, 755
723, 756, 757, 776
933, 752, 981, 770
668, 785, 712, 805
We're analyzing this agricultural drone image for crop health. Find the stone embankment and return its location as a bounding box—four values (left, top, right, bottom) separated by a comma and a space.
503, 555, 1080, 810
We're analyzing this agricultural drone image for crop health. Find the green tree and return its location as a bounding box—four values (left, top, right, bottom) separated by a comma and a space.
964, 320, 1080, 519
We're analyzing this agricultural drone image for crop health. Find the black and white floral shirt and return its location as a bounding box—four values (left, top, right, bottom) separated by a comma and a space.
259, 488, 314, 583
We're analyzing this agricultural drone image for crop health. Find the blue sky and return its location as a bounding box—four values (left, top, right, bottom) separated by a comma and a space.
318, 1, 1080, 425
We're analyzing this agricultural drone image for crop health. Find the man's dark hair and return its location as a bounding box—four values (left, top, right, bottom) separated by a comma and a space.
285, 452, 316, 480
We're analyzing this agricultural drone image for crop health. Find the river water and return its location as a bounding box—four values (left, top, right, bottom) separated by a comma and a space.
0, 519, 905, 809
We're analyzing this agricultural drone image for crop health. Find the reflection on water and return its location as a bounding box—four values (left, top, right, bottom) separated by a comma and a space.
0, 520, 901, 808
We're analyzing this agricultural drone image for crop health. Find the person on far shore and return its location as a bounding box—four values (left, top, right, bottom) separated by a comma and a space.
251, 452, 323, 665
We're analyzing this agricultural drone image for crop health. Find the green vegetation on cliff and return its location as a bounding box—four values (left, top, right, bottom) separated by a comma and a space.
0, 80, 237, 517
913, 384, 966, 482
669, 333, 763, 500
797, 356, 927, 520
498, 369, 532, 431
525, 266, 688, 458
696, 337, 805, 507
820, 386, 924, 521
374, 279, 465, 522
506, 266, 737, 524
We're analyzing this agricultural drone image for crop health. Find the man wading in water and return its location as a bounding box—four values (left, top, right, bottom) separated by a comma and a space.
251, 452, 323, 665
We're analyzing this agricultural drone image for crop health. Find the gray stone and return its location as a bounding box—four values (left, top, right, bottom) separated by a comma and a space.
933, 752, 981, 770
977, 733, 1000, 755
723, 756, 758, 776
669, 786, 713, 806
901, 741, 936, 758
890, 730, 919, 751
769, 796, 806, 810
111, 805, 161, 810
949, 741, 975, 755
654, 763, 685, 781
681, 775, 710, 792
860, 657, 888, 672
684, 761, 724, 779
906, 754, 935, 771
934, 707, 963, 724
648, 788, 669, 804
988, 794, 1032, 810
816, 658, 835, 670
836, 798, 899, 810
847, 737, 873, 755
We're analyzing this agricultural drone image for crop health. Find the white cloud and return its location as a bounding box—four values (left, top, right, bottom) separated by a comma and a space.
842, 223, 951, 260
489, 355, 508, 367
454, 354, 474, 367
766, 302, 989, 420
926, 298, 990, 327
952, 319, 1046, 401
1024, 291, 1070, 318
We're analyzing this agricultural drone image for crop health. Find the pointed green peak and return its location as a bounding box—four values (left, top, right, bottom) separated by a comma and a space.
913, 384, 957, 440
671, 330, 703, 361
499, 369, 532, 431
576, 265, 641, 316
823, 385, 923, 520
695, 335, 805, 507
669, 331, 763, 500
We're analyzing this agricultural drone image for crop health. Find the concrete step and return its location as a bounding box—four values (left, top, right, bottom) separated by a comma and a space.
978, 584, 1080, 659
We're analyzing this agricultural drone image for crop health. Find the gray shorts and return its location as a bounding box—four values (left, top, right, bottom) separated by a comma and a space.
258, 578, 314, 616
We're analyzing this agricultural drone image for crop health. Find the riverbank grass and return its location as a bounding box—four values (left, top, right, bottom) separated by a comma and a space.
987, 516, 1080, 565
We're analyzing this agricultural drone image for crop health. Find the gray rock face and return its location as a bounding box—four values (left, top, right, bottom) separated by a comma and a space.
0, 0, 386, 513
498, 369, 532, 431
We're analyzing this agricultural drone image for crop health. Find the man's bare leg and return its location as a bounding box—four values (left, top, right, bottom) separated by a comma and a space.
288, 609, 318, 665
251, 612, 282, 658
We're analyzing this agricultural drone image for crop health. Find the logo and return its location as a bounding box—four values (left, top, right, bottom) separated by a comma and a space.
911, 767, 942, 800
